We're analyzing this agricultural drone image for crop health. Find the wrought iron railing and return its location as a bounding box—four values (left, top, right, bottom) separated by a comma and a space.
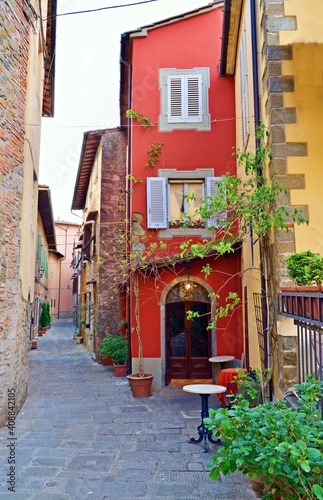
278, 291, 323, 418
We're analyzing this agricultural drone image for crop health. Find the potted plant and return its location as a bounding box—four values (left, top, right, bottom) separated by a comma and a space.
127, 275, 154, 397
46, 301, 52, 329
99, 334, 128, 377
285, 250, 323, 288
39, 301, 50, 333
232, 367, 272, 407
283, 250, 323, 319
204, 376, 323, 500
73, 329, 83, 343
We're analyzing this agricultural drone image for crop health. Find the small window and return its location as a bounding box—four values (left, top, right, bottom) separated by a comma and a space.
159, 68, 210, 132
147, 173, 225, 233
168, 181, 203, 224
82, 220, 96, 260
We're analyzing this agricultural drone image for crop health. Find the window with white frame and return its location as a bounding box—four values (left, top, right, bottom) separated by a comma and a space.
169, 180, 203, 224
240, 21, 250, 148
159, 68, 211, 132
147, 169, 225, 234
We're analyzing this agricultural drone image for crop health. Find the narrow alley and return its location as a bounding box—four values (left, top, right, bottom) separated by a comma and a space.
0, 320, 256, 499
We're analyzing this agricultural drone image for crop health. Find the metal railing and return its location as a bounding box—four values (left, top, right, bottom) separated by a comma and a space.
278, 291, 323, 417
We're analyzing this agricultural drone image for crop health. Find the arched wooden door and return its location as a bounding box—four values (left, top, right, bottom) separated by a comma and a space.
165, 282, 212, 383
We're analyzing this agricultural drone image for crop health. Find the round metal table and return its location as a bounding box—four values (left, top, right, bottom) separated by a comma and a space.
209, 355, 235, 383
183, 384, 227, 453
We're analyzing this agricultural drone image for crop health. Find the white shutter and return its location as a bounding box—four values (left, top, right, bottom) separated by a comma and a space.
167, 74, 202, 123
147, 177, 167, 228
205, 177, 227, 228
167, 76, 184, 122
186, 75, 202, 122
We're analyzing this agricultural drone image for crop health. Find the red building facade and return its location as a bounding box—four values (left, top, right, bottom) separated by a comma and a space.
120, 3, 242, 388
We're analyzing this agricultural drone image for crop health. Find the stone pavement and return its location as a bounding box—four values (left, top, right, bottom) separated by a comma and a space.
0, 319, 257, 499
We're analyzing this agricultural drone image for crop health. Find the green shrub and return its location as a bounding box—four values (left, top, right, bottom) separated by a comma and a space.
39, 301, 50, 327
99, 334, 128, 365
286, 250, 323, 286
204, 376, 323, 500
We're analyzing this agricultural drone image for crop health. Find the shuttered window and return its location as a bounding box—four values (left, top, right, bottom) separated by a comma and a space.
82, 220, 96, 259
167, 75, 202, 123
147, 176, 225, 230
147, 177, 167, 228
205, 177, 227, 228
159, 68, 210, 131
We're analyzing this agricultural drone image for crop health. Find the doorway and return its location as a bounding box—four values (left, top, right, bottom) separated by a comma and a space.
165, 291, 212, 383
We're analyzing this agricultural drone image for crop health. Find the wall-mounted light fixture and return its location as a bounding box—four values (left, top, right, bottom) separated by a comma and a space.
38, 266, 44, 279
184, 261, 192, 291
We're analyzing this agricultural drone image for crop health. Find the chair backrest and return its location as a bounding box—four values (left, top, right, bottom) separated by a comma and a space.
227, 354, 246, 369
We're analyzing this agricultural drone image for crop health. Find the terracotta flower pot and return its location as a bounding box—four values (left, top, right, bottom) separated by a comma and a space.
127, 373, 154, 398
250, 476, 265, 498
113, 363, 127, 377
101, 356, 113, 366
31, 340, 38, 349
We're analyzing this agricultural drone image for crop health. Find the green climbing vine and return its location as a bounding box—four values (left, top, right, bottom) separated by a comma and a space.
126, 109, 164, 169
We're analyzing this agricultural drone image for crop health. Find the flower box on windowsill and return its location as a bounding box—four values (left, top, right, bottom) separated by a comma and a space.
169, 219, 205, 229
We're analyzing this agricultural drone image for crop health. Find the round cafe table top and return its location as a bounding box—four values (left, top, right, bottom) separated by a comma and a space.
208, 355, 235, 364
183, 384, 227, 395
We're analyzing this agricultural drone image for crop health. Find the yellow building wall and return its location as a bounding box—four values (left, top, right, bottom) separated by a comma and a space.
279, 0, 323, 255
233, 0, 264, 370
80, 143, 102, 352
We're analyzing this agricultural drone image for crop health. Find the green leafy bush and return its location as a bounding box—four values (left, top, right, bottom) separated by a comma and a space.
285, 250, 323, 286
45, 301, 51, 324
99, 334, 128, 365
39, 301, 50, 327
204, 376, 323, 500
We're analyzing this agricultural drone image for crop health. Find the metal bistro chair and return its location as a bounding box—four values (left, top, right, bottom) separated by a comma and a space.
222, 381, 239, 409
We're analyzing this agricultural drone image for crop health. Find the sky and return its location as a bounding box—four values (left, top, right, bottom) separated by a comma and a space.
39, 0, 210, 223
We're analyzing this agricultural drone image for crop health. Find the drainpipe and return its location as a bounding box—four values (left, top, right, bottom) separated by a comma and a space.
250, 0, 261, 140
250, 0, 271, 395
120, 34, 132, 374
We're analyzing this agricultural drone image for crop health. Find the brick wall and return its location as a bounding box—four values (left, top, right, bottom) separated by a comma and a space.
0, 1, 34, 426
98, 130, 127, 342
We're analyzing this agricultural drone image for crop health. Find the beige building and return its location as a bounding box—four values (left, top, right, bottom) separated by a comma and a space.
48, 222, 81, 319
33, 186, 57, 337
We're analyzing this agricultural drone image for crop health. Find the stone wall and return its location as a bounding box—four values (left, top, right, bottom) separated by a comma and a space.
0, 2, 31, 427
0, 1, 44, 427
98, 130, 127, 343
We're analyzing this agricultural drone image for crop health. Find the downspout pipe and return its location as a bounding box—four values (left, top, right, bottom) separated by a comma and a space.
120, 33, 132, 375
250, 0, 261, 141
250, 0, 271, 391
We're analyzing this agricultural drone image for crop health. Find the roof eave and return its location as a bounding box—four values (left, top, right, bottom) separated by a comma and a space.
219, 0, 243, 76
71, 130, 104, 211
38, 185, 57, 251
